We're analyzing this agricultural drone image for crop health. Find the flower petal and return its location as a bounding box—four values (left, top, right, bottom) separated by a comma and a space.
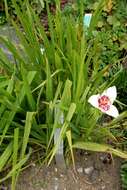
102, 86, 117, 103
88, 94, 100, 108
105, 105, 119, 118
40, 47, 45, 54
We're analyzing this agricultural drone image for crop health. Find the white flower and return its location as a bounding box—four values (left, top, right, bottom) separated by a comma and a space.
88, 86, 119, 118
40, 47, 45, 55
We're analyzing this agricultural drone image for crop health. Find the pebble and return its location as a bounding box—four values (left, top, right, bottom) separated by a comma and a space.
84, 166, 94, 175
60, 174, 64, 177
54, 177, 58, 181
31, 163, 36, 167
100, 156, 105, 161
54, 185, 58, 190
55, 167, 58, 172
101, 185, 106, 190
77, 167, 83, 173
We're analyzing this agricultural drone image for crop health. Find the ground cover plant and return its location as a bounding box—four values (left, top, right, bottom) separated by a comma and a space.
0, 0, 127, 189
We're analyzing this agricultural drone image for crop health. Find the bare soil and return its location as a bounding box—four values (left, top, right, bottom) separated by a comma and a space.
3, 151, 122, 190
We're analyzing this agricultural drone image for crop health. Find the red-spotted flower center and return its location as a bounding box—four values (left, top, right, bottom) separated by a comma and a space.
98, 95, 111, 111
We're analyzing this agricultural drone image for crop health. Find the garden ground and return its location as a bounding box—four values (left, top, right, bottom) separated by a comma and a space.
3, 152, 122, 190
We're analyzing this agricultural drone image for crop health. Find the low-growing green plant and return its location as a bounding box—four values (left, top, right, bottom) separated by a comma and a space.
0, 12, 6, 25
0, 0, 127, 189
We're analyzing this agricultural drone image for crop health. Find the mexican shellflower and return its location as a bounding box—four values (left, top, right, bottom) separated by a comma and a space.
88, 86, 119, 118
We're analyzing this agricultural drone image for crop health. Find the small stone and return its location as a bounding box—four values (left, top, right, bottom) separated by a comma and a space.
100, 156, 105, 161
84, 166, 94, 175
60, 174, 64, 177
77, 167, 83, 173
54, 185, 58, 190
101, 185, 106, 190
31, 163, 36, 167
54, 177, 58, 181
55, 167, 58, 172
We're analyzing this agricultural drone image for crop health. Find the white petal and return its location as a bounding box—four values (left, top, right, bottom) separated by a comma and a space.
88, 94, 100, 108
40, 48, 45, 54
102, 86, 117, 103
105, 105, 119, 118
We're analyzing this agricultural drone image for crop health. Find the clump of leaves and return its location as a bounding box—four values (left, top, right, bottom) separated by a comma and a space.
82, 0, 127, 60
0, 11, 6, 25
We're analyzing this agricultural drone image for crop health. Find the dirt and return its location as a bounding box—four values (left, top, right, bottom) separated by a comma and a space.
3, 151, 122, 190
